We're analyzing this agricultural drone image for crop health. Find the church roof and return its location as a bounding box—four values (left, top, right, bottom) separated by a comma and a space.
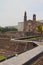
26, 19, 43, 24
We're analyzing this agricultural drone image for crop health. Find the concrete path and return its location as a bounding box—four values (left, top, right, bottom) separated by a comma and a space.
36, 42, 43, 45
0, 45, 43, 65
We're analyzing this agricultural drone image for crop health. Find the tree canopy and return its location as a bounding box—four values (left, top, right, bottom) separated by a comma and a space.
0, 27, 18, 33
36, 25, 43, 34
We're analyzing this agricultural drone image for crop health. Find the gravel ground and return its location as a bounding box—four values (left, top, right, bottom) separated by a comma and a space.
30, 54, 43, 65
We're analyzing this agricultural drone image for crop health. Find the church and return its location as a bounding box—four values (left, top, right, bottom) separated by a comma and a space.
4, 11, 43, 37
23, 11, 43, 35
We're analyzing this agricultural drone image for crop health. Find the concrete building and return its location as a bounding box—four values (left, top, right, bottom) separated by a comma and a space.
18, 22, 24, 31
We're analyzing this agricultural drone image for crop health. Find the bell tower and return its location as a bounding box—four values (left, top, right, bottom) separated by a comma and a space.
33, 14, 36, 21
24, 11, 27, 22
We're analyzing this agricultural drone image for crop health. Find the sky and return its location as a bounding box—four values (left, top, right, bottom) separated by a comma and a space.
0, 0, 43, 27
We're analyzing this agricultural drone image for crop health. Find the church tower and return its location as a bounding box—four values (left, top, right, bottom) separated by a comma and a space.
24, 11, 27, 22
33, 14, 36, 21
24, 11, 27, 32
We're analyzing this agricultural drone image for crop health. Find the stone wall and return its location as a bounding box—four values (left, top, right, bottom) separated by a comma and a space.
0, 32, 24, 38
0, 39, 36, 57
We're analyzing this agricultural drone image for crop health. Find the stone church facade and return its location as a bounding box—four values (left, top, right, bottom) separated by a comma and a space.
23, 11, 43, 35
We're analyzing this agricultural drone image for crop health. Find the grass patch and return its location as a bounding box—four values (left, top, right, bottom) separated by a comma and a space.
24, 37, 40, 41
0, 56, 5, 61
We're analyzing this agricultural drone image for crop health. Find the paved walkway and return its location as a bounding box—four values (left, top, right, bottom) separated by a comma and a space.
0, 45, 43, 65
36, 42, 43, 45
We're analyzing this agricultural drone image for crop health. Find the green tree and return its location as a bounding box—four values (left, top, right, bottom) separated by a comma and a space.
0, 26, 18, 33
37, 25, 42, 34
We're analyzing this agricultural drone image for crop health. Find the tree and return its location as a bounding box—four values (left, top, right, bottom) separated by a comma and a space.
0, 26, 18, 33
37, 25, 42, 34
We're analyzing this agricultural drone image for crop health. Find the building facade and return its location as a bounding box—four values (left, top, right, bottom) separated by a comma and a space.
23, 11, 43, 35
18, 22, 24, 31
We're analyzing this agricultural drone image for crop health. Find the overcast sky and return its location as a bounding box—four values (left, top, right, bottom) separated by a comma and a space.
0, 0, 43, 27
